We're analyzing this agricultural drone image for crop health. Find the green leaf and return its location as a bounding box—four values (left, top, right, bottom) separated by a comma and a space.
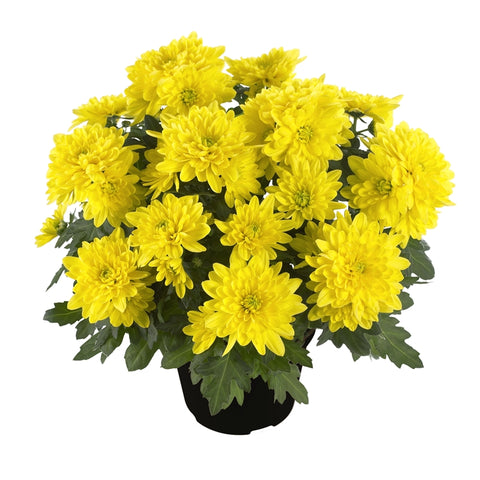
75, 318, 96, 339
193, 350, 252, 415
161, 339, 194, 369
124, 338, 157, 371
73, 333, 102, 361
316, 326, 333, 346
330, 327, 372, 359
266, 364, 309, 405
44, 302, 82, 326
402, 238, 435, 280
55, 212, 114, 258
283, 340, 313, 368
366, 315, 423, 369
100, 328, 125, 364
398, 290, 414, 311
46, 265, 66, 290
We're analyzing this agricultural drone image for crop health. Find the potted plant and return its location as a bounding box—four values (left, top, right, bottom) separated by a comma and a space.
37, 32, 454, 435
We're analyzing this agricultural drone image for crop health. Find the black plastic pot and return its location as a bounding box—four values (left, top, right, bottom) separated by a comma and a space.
177, 363, 297, 435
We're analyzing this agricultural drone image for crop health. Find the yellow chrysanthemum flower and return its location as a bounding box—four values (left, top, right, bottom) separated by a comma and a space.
306, 212, 410, 332
226, 47, 305, 97
237, 96, 277, 178
140, 148, 179, 200
261, 82, 350, 169
343, 122, 455, 243
290, 221, 325, 268
340, 88, 402, 128
253, 77, 326, 126
70, 94, 128, 129
184, 255, 307, 356
126, 194, 211, 266
46, 124, 137, 205
82, 172, 144, 227
125, 32, 226, 122
215, 195, 293, 261
63, 228, 155, 328
183, 304, 218, 354
150, 256, 193, 299
156, 103, 256, 193
267, 162, 344, 228
221, 149, 263, 208
35, 205, 67, 247
156, 64, 235, 116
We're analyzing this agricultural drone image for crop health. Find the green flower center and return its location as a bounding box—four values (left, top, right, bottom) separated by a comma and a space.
354, 262, 366, 273
249, 223, 262, 237
100, 267, 116, 283
377, 179, 393, 195
297, 125, 314, 143
294, 189, 311, 207
100, 181, 117, 195
241, 294, 262, 312
167, 264, 178, 276
156, 219, 169, 231
180, 88, 198, 106
201, 136, 216, 148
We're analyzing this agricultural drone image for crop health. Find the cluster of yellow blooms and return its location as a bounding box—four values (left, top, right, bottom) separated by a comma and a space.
38, 33, 454, 359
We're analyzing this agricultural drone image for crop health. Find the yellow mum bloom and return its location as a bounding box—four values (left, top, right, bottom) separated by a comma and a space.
35, 204, 67, 247
82, 172, 143, 227
267, 162, 344, 228
253, 77, 326, 126
215, 195, 293, 261
184, 255, 307, 356
140, 148, 179, 199
290, 221, 325, 268
156, 64, 235, 116
226, 47, 305, 96
343, 122, 455, 243
157, 103, 255, 193
150, 256, 193, 299
306, 212, 410, 332
125, 32, 226, 122
70, 94, 128, 129
340, 88, 402, 128
262, 83, 350, 169
126, 194, 211, 265
183, 304, 217, 354
222, 148, 263, 208
239, 96, 278, 178
46, 124, 136, 205
63, 228, 155, 328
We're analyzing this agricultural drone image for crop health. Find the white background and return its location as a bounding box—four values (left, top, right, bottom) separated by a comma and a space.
2, 1, 478, 478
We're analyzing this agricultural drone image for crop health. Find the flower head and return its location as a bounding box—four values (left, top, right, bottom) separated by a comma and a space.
140, 149, 179, 200
226, 47, 305, 96
35, 205, 67, 247
46, 124, 137, 206
305, 212, 410, 332
63, 228, 155, 328
183, 304, 218, 354
70, 94, 128, 129
156, 64, 234, 115
157, 103, 256, 193
343, 122, 455, 243
150, 256, 193, 299
215, 195, 293, 261
267, 162, 344, 228
261, 81, 351, 169
184, 255, 306, 356
126, 194, 211, 265
125, 32, 226, 122
340, 89, 402, 128
82, 172, 143, 227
